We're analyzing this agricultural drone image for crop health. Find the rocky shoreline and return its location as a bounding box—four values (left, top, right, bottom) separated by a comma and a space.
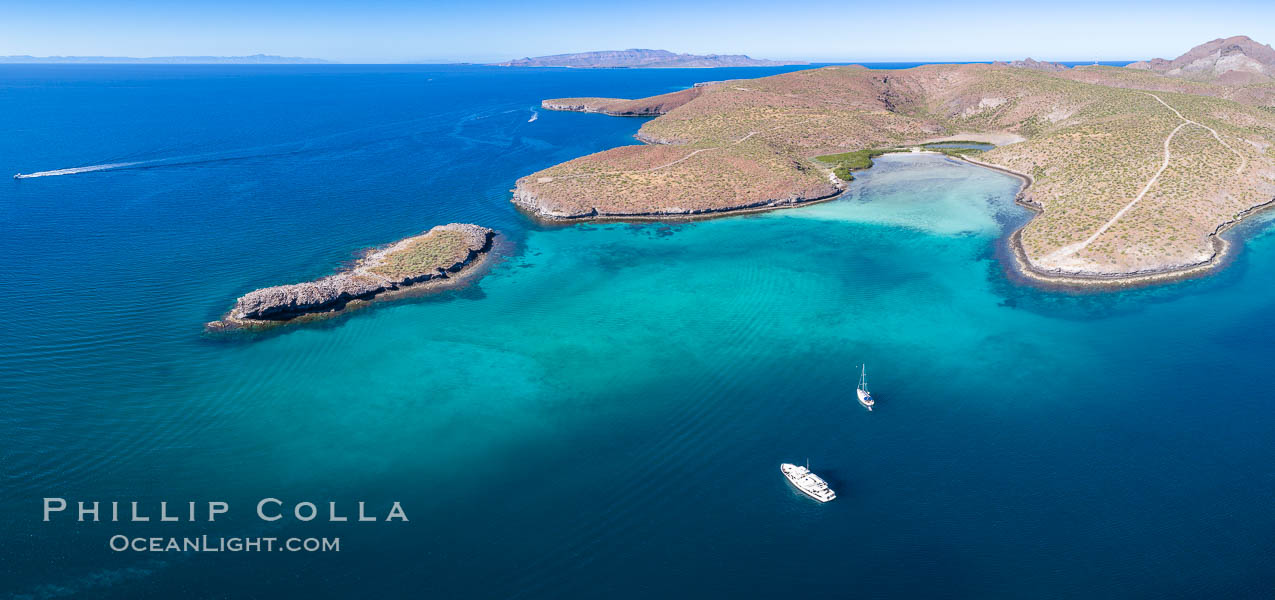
958, 155, 1275, 288
1003, 197, 1275, 288
207, 223, 496, 330
540, 99, 650, 115
511, 178, 844, 223
540, 87, 701, 117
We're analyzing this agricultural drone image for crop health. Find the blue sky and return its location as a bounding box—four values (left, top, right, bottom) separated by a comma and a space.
4, 0, 1274, 63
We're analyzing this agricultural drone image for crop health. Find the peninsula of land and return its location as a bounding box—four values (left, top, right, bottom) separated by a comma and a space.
209, 223, 496, 329
514, 36, 1275, 285
492, 49, 805, 69
539, 87, 703, 117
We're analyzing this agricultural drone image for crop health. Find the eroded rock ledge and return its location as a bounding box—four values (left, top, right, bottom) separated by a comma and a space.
512, 178, 841, 221
208, 223, 495, 329
541, 87, 701, 117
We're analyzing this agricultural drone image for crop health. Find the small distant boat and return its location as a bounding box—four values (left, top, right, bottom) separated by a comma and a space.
781, 461, 836, 502
857, 364, 874, 411
13, 173, 22, 179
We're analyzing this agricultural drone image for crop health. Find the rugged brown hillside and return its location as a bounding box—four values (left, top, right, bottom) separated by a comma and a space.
515, 62, 1275, 284
1128, 36, 1275, 84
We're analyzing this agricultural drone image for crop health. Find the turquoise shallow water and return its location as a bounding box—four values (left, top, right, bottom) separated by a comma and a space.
2, 65, 1275, 599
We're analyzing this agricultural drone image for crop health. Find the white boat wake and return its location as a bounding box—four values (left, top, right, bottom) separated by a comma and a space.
13, 162, 142, 179
13, 112, 474, 180
528, 110, 539, 123
12, 147, 302, 180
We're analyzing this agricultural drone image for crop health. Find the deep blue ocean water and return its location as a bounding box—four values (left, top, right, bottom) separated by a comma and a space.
1, 64, 1272, 599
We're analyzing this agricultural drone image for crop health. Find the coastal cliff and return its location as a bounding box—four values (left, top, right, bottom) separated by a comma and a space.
512, 174, 841, 221
541, 87, 701, 117
209, 223, 496, 329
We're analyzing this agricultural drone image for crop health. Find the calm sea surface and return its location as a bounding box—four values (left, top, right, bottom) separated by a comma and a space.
1, 63, 1272, 599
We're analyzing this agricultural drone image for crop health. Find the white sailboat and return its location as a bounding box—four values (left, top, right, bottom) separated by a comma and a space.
857, 364, 874, 410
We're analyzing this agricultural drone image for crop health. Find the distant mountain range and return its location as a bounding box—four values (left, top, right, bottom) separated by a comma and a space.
1127, 35, 1275, 84
0, 54, 329, 64
492, 49, 806, 69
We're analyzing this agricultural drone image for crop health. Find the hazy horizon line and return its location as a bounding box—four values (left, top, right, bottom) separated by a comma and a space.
0, 55, 1139, 65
